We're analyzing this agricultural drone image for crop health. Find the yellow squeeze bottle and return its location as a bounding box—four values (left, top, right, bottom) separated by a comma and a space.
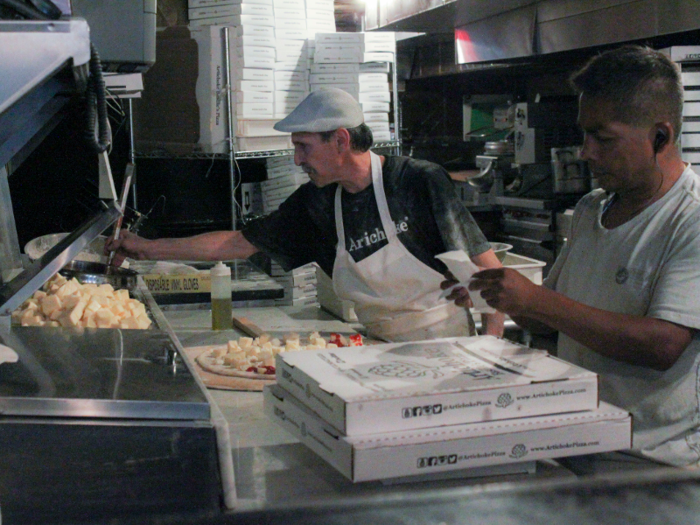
211, 261, 232, 330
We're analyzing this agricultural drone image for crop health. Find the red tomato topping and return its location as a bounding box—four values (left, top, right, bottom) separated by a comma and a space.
349, 334, 363, 346
264, 366, 276, 375
329, 333, 344, 347
246, 366, 257, 373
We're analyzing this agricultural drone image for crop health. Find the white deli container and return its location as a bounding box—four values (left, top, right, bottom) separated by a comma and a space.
276, 335, 599, 436
264, 384, 631, 483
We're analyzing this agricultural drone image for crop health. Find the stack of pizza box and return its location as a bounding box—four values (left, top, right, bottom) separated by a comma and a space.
264, 335, 632, 483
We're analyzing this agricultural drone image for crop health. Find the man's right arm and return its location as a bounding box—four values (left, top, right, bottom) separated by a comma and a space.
107, 230, 259, 266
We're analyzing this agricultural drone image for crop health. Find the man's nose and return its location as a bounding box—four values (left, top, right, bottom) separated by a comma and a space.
294, 150, 303, 166
580, 136, 593, 161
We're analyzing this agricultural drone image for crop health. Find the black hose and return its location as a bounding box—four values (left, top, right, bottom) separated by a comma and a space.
84, 43, 111, 153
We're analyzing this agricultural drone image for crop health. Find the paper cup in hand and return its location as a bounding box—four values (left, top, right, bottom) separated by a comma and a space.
436, 250, 496, 314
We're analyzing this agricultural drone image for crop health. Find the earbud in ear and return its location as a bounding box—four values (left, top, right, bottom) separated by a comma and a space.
654, 129, 667, 154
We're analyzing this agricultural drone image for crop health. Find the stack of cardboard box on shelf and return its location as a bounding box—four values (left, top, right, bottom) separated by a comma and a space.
311, 32, 396, 142
660, 46, 700, 171
263, 155, 319, 307
264, 335, 633, 483
189, 0, 343, 154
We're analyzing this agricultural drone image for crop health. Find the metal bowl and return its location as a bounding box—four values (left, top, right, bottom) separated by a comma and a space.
59, 261, 139, 291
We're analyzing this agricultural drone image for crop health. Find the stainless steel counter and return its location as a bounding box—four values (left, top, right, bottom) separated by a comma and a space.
166, 305, 672, 515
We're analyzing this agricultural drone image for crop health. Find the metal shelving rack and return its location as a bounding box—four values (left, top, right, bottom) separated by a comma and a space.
131, 27, 402, 231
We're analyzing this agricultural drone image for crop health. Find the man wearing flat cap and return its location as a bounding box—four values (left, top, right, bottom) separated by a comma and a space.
108, 88, 503, 342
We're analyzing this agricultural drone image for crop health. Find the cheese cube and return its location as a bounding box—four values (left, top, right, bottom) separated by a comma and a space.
95, 309, 117, 328
41, 294, 63, 317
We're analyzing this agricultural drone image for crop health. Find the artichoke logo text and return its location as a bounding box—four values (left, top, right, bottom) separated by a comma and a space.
495, 393, 514, 408
509, 444, 528, 459
402, 403, 443, 419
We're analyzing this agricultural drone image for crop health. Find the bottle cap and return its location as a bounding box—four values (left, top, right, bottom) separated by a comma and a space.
210, 261, 231, 277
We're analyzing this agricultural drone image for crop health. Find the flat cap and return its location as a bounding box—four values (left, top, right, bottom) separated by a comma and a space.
273, 87, 364, 133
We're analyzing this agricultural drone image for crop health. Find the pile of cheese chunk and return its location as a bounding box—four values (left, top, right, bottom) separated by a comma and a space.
12, 274, 152, 329
211, 331, 363, 374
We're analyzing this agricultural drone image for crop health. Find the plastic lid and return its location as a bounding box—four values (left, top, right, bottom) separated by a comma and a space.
210, 261, 231, 277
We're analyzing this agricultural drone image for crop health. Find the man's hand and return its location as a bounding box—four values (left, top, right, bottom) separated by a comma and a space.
469, 267, 540, 317
104, 230, 151, 266
440, 271, 473, 308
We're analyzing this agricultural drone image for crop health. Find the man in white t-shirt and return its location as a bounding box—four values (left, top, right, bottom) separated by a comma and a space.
445, 45, 700, 466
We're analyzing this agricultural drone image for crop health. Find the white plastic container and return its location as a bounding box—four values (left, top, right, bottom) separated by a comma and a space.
501, 253, 546, 284
210, 262, 232, 330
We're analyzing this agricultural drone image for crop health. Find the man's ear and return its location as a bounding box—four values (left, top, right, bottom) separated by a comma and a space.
335, 128, 351, 152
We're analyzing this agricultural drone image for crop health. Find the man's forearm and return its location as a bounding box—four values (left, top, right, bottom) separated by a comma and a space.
523, 286, 693, 370
147, 231, 259, 261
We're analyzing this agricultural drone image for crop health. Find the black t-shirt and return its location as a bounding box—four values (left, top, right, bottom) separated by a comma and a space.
242, 156, 490, 277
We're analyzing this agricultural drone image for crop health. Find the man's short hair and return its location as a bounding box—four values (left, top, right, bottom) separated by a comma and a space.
569, 45, 683, 139
319, 123, 374, 153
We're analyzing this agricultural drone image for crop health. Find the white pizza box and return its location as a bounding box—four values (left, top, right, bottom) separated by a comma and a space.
264, 384, 631, 483
360, 61, 391, 73
262, 172, 307, 191
316, 266, 358, 322
275, 27, 308, 41
274, 294, 320, 307
309, 72, 387, 84
188, 4, 241, 19
236, 118, 287, 137
275, 17, 307, 31
270, 261, 316, 277
683, 72, 700, 87
660, 46, 700, 63
273, 0, 303, 8
682, 133, 700, 149
235, 67, 274, 81
236, 79, 274, 92
683, 101, 700, 117
358, 90, 391, 103
274, 79, 307, 92
191, 0, 271, 5
235, 90, 273, 105
275, 102, 299, 117
237, 24, 274, 38
189, 0, 237, 8
368, 121, 390, 134
192, 24, 235, 153
684, 89, 700, 102
266, 165, 302, 179
310, 62, 361, 74
304, 0, 335, 10
276, 335, 599, 436
306, 7, 334, 21
682, 122, 700, 133
236, 102, 273, 118
262, 184, 297, 201
274, 6, 306, 19
236, 135, 292, 151
372, 130, 393, 142
364, 112, 389, 124
237, 45, 276, 61
275, 39, 308, 57
234, 53, 275, 69
274, 59, 309, 72
315, 32, 396, 45
361, 100, 391, 113
273, 270, 318, 287
194, 13, 273, 27
237, 34, 275, 48
274, 89, 306, 105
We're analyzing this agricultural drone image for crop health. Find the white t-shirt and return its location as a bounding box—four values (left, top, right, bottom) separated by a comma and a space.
545, 165, 700, 466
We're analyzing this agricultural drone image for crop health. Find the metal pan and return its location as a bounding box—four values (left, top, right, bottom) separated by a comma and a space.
59, 261, 139, 291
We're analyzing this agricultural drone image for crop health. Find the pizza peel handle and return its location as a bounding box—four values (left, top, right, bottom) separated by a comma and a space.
232, 316, 266, 338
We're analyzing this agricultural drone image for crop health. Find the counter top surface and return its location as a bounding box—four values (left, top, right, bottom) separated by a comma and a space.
166, 305, 672, 515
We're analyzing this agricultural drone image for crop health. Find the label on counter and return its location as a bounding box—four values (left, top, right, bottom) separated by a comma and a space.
142, 273, 212, 294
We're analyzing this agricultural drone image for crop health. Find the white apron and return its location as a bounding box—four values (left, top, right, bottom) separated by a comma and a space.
332, 151, 473, 342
